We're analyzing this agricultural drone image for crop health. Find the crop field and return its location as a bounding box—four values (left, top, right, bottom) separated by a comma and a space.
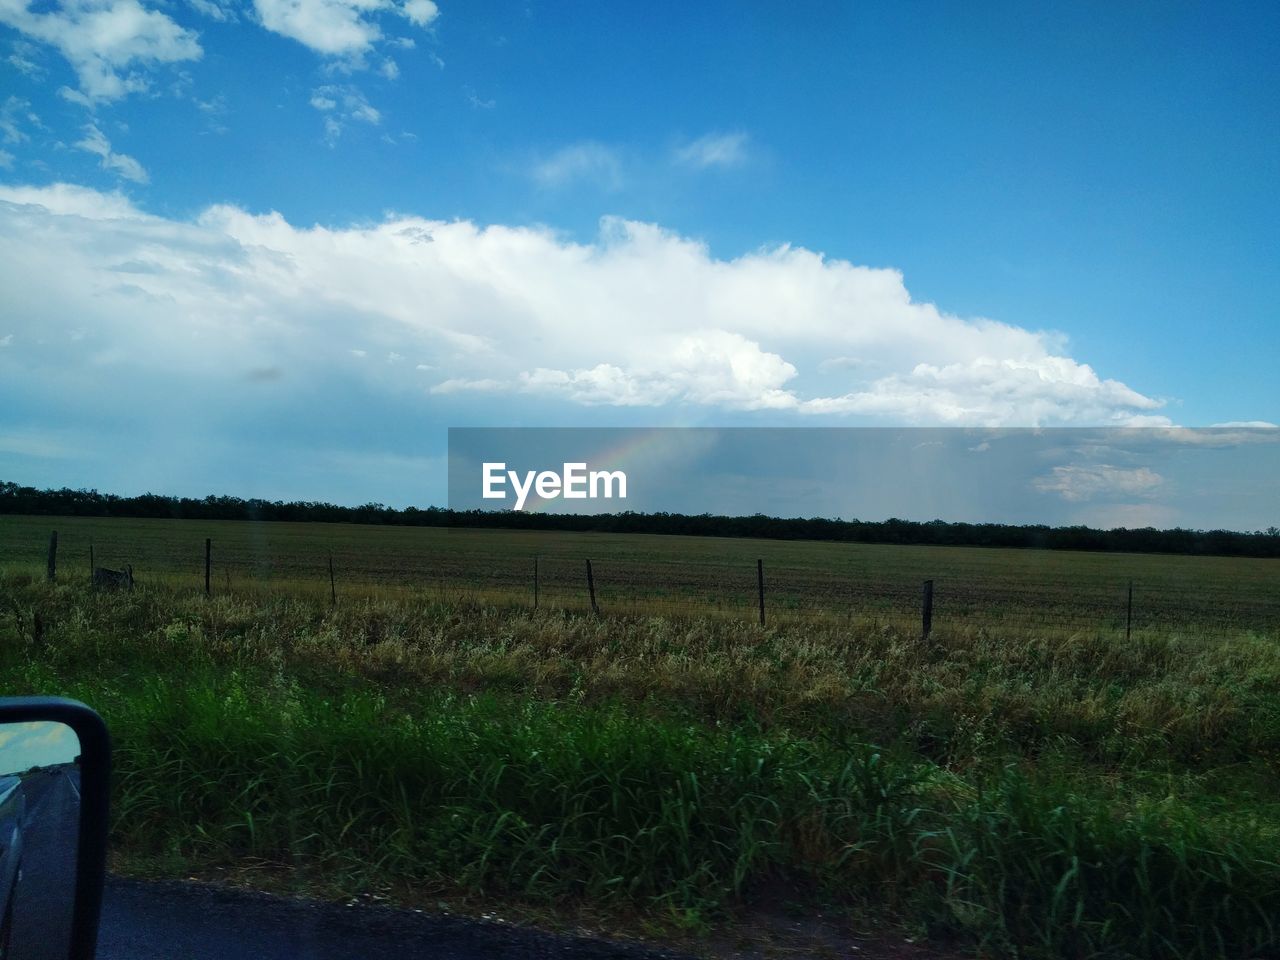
3, 513, 1280, 958
2, 514, 1278, 635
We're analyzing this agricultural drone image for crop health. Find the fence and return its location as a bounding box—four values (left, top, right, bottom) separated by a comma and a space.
17, 523, 1280, 639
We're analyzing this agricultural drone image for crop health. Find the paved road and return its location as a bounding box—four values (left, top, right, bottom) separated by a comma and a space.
12, 765, 78, 960
97, 878, 696, 960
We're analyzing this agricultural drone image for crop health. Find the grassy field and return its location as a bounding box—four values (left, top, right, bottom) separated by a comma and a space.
2, 515, 1280, 957
2, 514, 1278, 634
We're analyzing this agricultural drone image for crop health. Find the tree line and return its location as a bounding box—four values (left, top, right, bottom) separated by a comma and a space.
2, 481, 1277, 558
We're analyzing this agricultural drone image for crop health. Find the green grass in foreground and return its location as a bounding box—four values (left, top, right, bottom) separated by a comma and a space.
2, 573, 1280, 958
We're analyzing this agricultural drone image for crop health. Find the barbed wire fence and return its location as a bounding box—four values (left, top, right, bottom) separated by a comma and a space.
20, 527, 1280, 638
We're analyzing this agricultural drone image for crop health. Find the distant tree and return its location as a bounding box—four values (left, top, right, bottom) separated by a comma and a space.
3, 480, 1279, 558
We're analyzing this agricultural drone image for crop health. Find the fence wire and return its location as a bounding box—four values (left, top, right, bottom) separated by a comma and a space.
5, 519, 1279, 637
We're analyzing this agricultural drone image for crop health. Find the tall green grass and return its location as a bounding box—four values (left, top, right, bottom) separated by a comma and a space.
3, 573, 1280, 957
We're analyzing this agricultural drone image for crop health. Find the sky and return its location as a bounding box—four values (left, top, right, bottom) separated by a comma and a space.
0, 721, 79, 774
0, 1, 1277, 515
447, 428, 1280, 531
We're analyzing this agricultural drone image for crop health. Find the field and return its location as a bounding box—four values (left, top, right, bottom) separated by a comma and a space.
2, 514, 1278, 634
2, 514, 1280, 958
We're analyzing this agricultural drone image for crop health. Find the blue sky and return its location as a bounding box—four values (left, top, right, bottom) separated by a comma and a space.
0, 1, 1277, 513
0, 721, 79, 773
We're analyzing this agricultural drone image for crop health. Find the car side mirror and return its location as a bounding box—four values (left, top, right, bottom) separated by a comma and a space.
0, 698, 110, 960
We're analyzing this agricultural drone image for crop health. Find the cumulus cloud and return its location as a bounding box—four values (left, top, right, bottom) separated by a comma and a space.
674, 131, 750, 169
0, 0, 201, 102
401, 0, 436, 27
1031, 464, 1164, 502
519, 331, 798, 409
800, 356, 1162, 424
0, 181, 143, 217
74, 123, 149, 182
0, 183, 1173, 427
253, 0, 436, 57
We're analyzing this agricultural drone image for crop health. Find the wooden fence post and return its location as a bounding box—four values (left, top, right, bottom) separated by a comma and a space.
46, 531, 57, 582
204, 538, 212, 596
922, 579, 934, 641
533, 556, 539, 610
586, 559, 598, 614
1126, 579, 1133, 641
757, 558, 765, 626
329, 554, 337, 606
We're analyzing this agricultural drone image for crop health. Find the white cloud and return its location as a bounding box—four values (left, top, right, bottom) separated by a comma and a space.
57, 86, 94, 107
186, 0, 237, 21
531, 142, 621, 188
800, 355, 1163, 425
0, 181, 143, 218
0, 96, 38, 144
430, 377, 505, 394
252, 0, 435, 57
0, 0, 201, 102
401, 0, 436, 27
193, 93, 229, 133
7, 39, 43, 76
310, 84, 380, 142
0, 150, 13, 169
1031, 464, 1164, 502
0, 334, 12, 347
74, 123, 149, 183
519, 331, 798, 409
348, 99, 379, 123
1100, 426, 1280, 449
464, 86, 494, 109
254, 0, 382, 55
377, 56, 398, 79
0, 184, 1174, 427
674, 131, 750, 170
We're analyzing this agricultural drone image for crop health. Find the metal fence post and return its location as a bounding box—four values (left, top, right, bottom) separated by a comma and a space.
757, 558, 765, 626
586, 559, 598, 614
